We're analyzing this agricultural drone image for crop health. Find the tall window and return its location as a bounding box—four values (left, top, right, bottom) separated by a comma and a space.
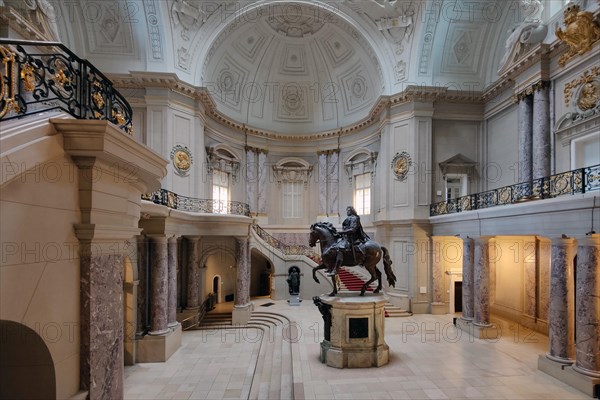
283, 181, 303, 218
212, 169, 229, 214
354, 173, 371, 215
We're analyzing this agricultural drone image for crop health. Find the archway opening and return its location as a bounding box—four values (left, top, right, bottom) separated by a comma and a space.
250, 249, 273, 298
0, 320, 56, 399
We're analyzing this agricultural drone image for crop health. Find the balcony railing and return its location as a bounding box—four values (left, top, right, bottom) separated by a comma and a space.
142, 188, 251, 217
252, 224, 319, 260
0, 39, 132, 134
430, 164, 600, 216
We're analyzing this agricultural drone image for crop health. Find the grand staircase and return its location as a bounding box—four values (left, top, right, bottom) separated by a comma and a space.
336, 267, 412, 317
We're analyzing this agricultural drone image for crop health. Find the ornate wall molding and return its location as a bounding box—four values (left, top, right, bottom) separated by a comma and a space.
563, 66, 600, 107
272, 158, 313, 187
513, 80, 551, 104
555, 4, 600, 67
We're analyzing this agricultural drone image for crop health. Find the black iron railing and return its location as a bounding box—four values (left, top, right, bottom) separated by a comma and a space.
142, 188, 251, 217
252, 224, 319, 259
0, 40, 132, 134
431, 164, 600, 216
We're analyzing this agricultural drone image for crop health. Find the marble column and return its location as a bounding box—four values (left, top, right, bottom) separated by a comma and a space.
167, 236, 178, 328
461, 238, 475, 321
257, 150, 267, 214
546, 236, 576, 364
235, 237, 251, 308
318, 152, 327, 216
136, 235, 148, 334
573, 235, 600, 377
149, 235, 169, 335
473, 237, 491, 327
518, 95, 533, 184
328, 151, 339, 215
185, 236, 201, 310
245, 147, 257, 213
533, 85, 550, 179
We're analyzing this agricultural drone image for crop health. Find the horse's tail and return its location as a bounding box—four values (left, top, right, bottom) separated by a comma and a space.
381, 246, 397, 288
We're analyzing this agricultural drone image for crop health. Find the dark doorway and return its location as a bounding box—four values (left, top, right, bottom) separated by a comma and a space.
0, 320, 56, 399
454, 281, 463, 312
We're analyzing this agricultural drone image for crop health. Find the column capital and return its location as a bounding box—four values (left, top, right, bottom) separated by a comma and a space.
551, 235, 578, 246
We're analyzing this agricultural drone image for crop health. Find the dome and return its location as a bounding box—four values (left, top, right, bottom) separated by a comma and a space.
202, 3, 384, 135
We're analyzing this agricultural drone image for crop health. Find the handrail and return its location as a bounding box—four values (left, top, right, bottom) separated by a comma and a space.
142, 188, 251, 217
0, 39, 132, 134
252, 223, 320, 261
430, 164, 600, 216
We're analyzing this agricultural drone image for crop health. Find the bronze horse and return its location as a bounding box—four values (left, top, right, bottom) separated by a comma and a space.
309, 222, 397, 296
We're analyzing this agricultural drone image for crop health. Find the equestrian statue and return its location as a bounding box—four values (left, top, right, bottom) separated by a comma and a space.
309, 206, 397, 296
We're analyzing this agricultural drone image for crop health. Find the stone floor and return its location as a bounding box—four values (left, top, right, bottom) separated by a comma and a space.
124, 298, 589, 399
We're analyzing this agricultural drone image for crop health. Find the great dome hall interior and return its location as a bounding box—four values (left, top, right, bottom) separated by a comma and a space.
0, 0, 599, 399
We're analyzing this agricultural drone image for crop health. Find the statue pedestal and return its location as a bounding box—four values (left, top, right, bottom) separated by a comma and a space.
316, 292, 389, 368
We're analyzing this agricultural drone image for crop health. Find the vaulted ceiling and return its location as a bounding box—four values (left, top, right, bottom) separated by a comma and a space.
14, 0, 523, 133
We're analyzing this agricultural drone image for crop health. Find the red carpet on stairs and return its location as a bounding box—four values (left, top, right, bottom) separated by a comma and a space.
337, 267, 373, 292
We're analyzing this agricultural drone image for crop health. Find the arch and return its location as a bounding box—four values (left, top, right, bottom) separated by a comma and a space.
212, 275, 222, 304
250, 248, 274, 297
275, 157, 311, 169
0, 320, 56, 399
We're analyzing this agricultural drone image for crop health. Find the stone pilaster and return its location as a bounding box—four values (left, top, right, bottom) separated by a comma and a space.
518, 95, 533, 183
328, 151, 339, 215
149, 235, 169, 335
473, 237, 491, 327
318, 152, 327, 215
431, 238, 445, 313
245, 147, 257, 213
573, 235, 600, 378
257, 150, 267, 214
185, 236, 201, 310
547, 236, 576, 365
167, 236, 178, 328
461, 238, 474, 321
533, 84, 550, 179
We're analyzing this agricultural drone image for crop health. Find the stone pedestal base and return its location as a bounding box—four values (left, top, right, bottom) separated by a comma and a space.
317, 292, 389, 368
136, 324, 182, 363
232, 303, 253, 325
455, 318, 500, 340
288, 295, 301, 306
431, 302, 447, 315
538, 355, 600, 398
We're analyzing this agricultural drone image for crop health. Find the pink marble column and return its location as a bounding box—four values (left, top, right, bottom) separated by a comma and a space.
573, 235, 600, 378
318, 152, 327, 215
518, 96, 533, 183
546, 236, 576, 364
235, 237, 251, 308
149, 235, 169, 335
431, 238, 444, 305
167, 236, 179, 328
185, 236, 201, 310
257, 150, 268, 215
461, 238, 475, 321
328, 150, 339, 215
474, 237, 491, 327
136, 235, 148, 334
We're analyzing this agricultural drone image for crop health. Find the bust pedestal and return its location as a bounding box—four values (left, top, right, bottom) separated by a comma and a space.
314, 292, 389, 368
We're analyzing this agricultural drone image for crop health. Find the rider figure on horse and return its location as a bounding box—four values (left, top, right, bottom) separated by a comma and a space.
326, 206, 370, 276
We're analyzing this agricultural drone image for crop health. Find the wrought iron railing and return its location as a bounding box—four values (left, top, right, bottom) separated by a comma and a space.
142, 188, 251, 217
0, 40, 132, 134
252, 224, 320, 260
430, 164, 600, 216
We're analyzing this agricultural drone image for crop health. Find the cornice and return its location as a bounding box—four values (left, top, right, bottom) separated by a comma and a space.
110, 73, 486, 142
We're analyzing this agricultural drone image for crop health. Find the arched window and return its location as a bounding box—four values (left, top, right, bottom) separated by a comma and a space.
344, 150, 377, 215
273, 158, 313, 219
207, 146, 240, 214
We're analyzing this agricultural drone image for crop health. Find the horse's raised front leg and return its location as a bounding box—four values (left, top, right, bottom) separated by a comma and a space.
312, 264, 327, 284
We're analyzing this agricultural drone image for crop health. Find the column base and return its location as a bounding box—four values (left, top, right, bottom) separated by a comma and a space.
455, 318, 500, 340
168, 321, 180, 328
232, 303, 253, 325
538, 355, 600, 398
136, 325, 182, 363
431, 302, 447, 315
148, 328, 170, 336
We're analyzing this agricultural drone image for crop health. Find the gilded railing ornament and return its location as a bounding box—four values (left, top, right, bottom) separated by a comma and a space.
20, 64, 35, 92
556, 4, 600, 67
0, 46, 20, 117
54, 69, 71, 87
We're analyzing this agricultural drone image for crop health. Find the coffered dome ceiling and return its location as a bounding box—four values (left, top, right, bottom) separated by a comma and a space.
201, 3, 385, 134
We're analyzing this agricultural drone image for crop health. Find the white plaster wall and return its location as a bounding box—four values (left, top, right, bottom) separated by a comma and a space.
485, 105, 518, 190
0, 154, 81, 399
